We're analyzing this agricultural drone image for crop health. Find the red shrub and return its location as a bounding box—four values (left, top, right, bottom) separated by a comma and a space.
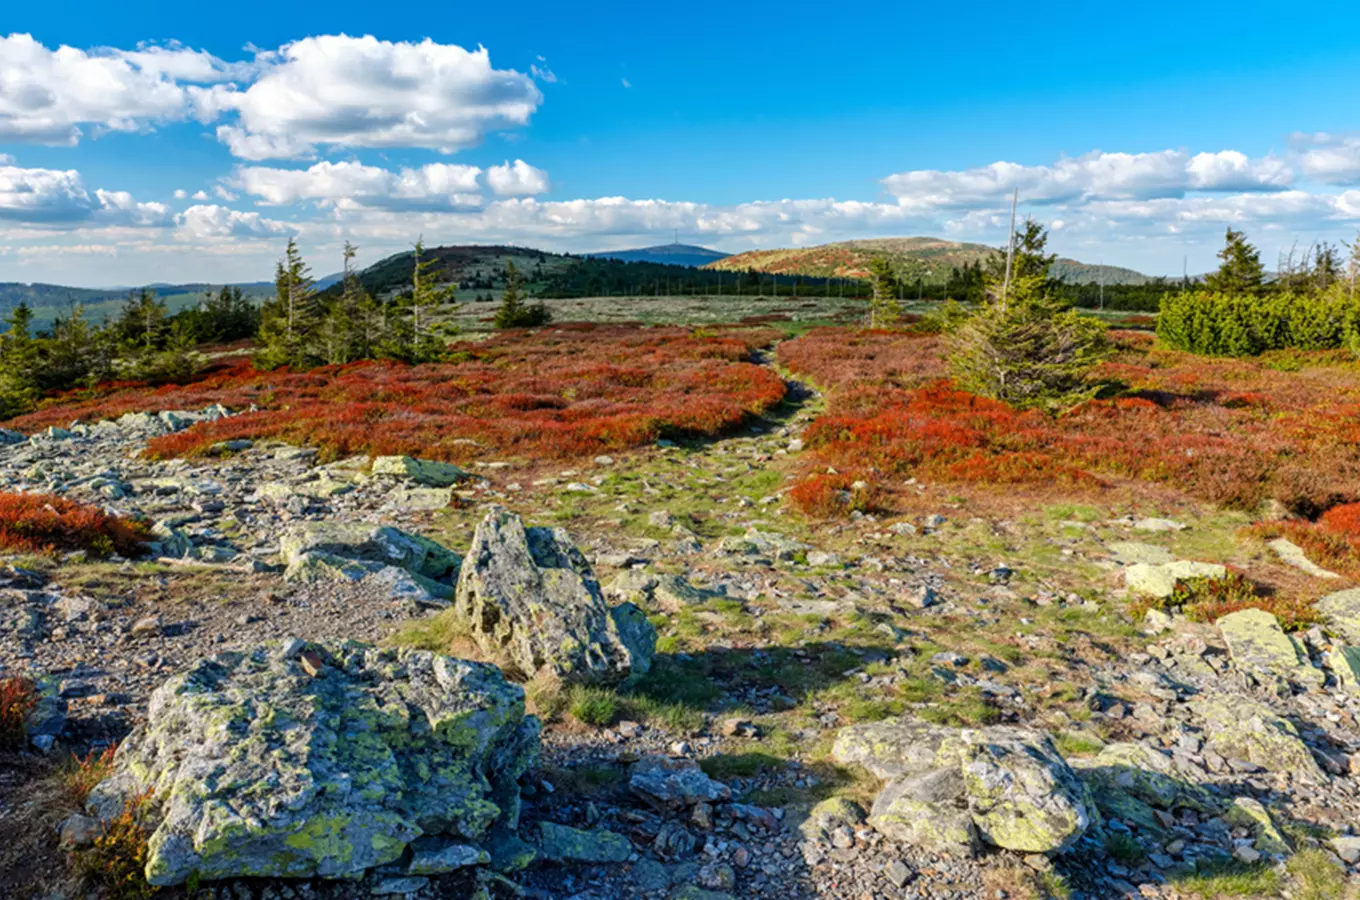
788, 474, 878, 518
780, 327, 1360, 516
4, 327, 788, 467
1321, 503, 1360, 538
0, 493, 147, 556
0, 676, 37, 750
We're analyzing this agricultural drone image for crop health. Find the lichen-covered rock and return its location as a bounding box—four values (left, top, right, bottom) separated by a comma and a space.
797, 796, 867, 842
454, 506, 655, 685
86, 640, 539, 886
1324, 643, 1360, 691
537, 822, 632, 863
284, 552, 453, 603
279, 522, 461, 585
1070, 743, 1216, 835
867, 768, 975, 851
1124, 561, 1227, 599
831, 718, 1090, 854
1318, 588, 1360, 645
1190, 694, 1325, 783
829, 717, 953, 780
606, 571, 721, 612
371, 455, 470, 487
1224, 797, 1289, 857
1216, 608, 1324, 693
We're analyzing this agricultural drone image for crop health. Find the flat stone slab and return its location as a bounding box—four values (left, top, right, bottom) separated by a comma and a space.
1267, 538, 1340, 579
1132, 518, 1187, 533
1107, 542, 1177, 565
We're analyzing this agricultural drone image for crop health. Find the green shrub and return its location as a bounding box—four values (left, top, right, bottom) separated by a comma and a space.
1158, 288, 1360, 356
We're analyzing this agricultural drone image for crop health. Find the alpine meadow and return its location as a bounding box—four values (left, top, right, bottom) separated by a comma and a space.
4, 6, 1360, 900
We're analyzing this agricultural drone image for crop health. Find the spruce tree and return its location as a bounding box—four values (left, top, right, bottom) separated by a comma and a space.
0, 304, 39, 418
866, 257, 902, 328
409, 239, 457, 361
494, 261, 550, 328
949, 220, 1110, 410
1204, 228, 1265, 296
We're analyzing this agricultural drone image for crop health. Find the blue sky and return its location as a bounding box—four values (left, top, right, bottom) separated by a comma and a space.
4, 1, 1360, 285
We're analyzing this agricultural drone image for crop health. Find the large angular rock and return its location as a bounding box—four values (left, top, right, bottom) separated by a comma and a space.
371, 456, 470, 487
832, 718, 1091, 854
279, 522, 461, 586
86, 640, 539, 886
1190, 694, 1325, 783
1216, 608, 1324, 693
454, 507, 655, 685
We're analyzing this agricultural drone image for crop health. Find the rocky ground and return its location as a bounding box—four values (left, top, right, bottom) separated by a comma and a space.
2, 362, 1360, 900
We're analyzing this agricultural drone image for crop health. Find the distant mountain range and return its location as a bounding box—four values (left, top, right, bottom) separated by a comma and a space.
705, 237, 1155, 285
4, 236, 1159, 329
586, 243, 730, 268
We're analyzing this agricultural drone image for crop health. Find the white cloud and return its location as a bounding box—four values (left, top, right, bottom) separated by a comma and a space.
0, 33, 232, 145
176, 203, 295, 239
234, 160, 484, 210
530, 57, 558, 83
1, 33, 538, 159
0, 162, 171, 226
486, 159, 549, 196
621, 78, 632, 89
173, 188, 187, 200
213, 35, 541, 160
1292, 132, 1360, 185
191, 190, 209, 201
882, 149, 1292, 211
213, 185, 238, 201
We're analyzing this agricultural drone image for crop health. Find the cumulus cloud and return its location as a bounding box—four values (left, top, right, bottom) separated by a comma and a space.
1, 32, 538, 158
1292, 133, 1360, 185
0, 33, 234, 144
176, 203, 295, 239
213, 35, 541, 159
0, 162, 171, 226
882, 149, 1293, 211
486, 159, 549, 196
234, 160, 485, 210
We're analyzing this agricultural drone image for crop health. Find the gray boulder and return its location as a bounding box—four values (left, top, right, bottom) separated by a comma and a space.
629, 756, 731, 810
86, 640, 539, 886
831, 718, 1091, 854
279, 522, 461, 594
454, 507, 655, 685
